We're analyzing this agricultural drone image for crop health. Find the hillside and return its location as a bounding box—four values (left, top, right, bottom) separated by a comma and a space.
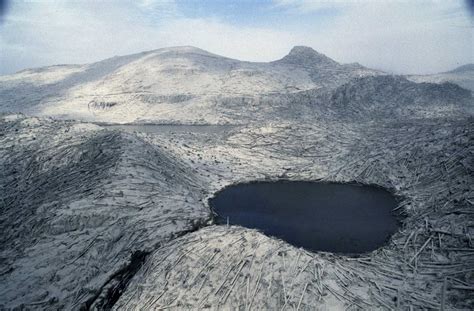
0, 46, 380, 123
406, 64, 474, 92
1, 46, 472, 124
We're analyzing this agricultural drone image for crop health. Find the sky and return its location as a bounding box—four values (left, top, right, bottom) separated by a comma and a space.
0, 0, 472, 75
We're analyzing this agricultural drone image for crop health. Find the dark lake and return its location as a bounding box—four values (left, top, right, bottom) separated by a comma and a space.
209, 181, 401, 254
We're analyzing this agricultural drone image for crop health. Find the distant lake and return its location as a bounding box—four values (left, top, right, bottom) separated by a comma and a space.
210, 181, 401, 254
102, 124, 238, 135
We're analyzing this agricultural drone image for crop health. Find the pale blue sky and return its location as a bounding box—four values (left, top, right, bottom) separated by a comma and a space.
0, 0, 472, 75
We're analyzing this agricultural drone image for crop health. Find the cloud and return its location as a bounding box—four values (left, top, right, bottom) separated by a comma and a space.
315, 1, 473, 73
0, 0, 472, 75
272, 0, 356, 13
273, 0, 473, 74
156, 17, 302, 62
0, 1, 299, 74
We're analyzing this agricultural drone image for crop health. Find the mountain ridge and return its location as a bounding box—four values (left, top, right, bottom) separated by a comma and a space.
275, 46, 340, 68
406, 63, 474, 92
445, 64, 474, 74
0, 45, 472, 123
0, 45, 380, 123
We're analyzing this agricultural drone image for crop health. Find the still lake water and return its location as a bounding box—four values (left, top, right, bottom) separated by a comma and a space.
210, 181, 400, 254
102, 124, 237, 135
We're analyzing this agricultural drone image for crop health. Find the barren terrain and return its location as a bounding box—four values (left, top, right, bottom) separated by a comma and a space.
0, 46, 473, 309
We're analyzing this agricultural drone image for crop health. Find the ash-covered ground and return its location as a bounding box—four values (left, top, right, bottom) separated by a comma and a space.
1, 46, 473, 310
1, 112, 472, 310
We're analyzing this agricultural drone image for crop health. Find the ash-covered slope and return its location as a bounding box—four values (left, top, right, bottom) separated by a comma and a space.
214, 75, 473, 123
0, 115, 210, 309
0, 46, 379, 123
322, 75, 473, 119
406, 64, 474, 92
1, 46, 472, 124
